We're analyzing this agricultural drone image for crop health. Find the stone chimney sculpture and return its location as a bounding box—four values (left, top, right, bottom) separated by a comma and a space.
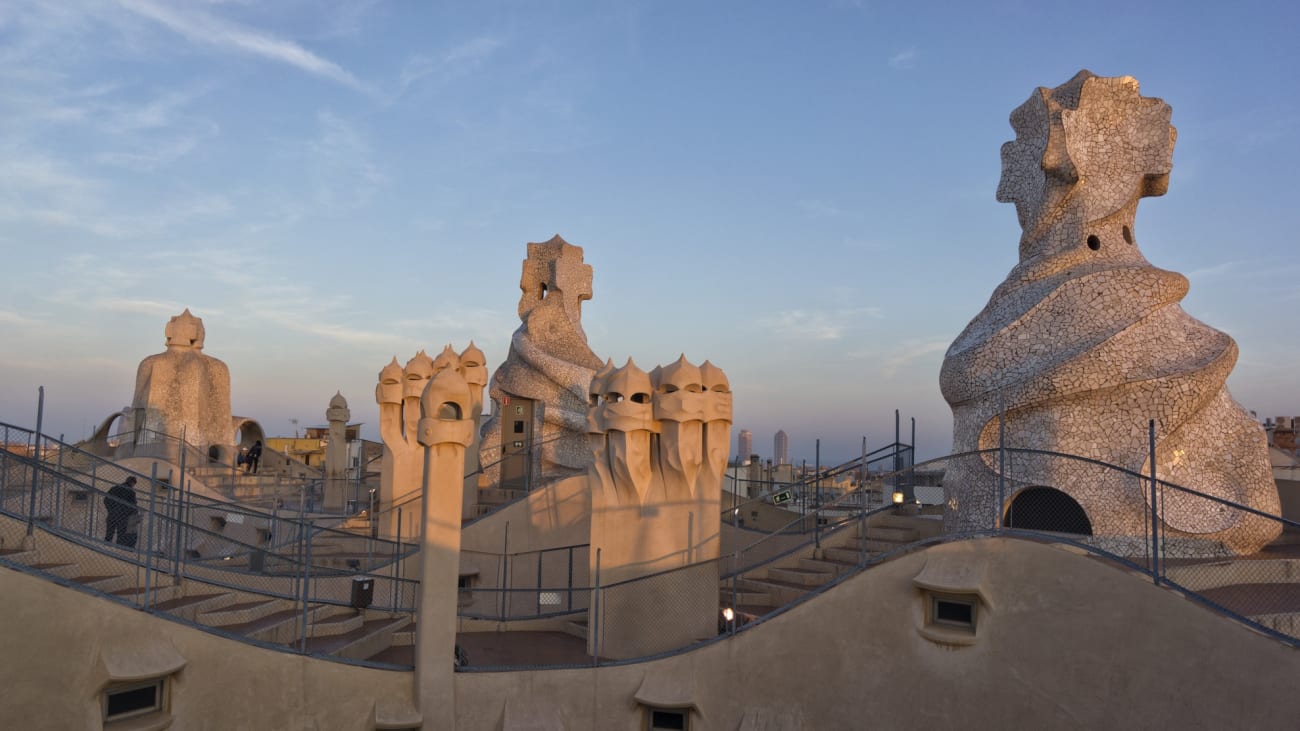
323, 391, 351, 512
940, 71, 1280, 556
377, 347, 487, 537
480, 236, 604, 490
375, 351, 434, 537
130, 309, 234, 462
458, 342, 489, 520
587, 355, 731, 659
412, 349, 475, 730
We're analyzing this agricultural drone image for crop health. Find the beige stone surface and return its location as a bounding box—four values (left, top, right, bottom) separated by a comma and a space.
376, 346, 485, 536
941, 71, 1280, 555
6, 536, 1300, 729
414, 347, 476, 728
460, 342, 489, 520
480, 236, 604, 486
586, 356, 731, 658
130, 309, 234, 462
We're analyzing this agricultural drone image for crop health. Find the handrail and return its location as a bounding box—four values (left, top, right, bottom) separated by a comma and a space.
722, 440, 915, 518
368, 431, 572, 525
9, 416, 1299, 669
3, 421, 414, 558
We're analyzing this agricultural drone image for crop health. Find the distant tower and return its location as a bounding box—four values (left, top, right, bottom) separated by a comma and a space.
323, 391, 350, 512
774, 430, 789, 465
737, 429, 753, 462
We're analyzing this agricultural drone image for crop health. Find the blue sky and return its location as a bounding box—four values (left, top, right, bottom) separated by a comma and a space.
1, 1, 1297, 465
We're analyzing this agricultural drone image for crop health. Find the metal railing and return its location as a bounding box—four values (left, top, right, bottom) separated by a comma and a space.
0, 449, 418, 666
458, 540, 591, 621
6, 417, 1299, 673
722, 438, 916, 532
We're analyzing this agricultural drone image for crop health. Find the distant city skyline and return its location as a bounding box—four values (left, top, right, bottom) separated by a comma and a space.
737, 429, 752, 463
1, 2, 1296, 466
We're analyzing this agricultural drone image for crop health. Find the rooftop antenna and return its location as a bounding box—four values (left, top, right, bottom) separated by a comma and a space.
290, 418, 299, 439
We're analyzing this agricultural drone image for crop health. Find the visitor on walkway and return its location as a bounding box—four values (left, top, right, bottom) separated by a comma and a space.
104, 476, 139, 548
245, 440, 263, 474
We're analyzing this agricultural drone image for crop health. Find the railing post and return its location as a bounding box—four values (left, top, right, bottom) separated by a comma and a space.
536, 550, 544, 616
174, 443, 187, 573
860, 437, 867, 507
909, 417, 916, 504
814, 439, 821, 550
1149, 419, 1160, 584
859, 499, 867, 567
179, 478, 191, 578
567, 546, 574, 612
730, 551, 739, 636
393, 511, 402, 610
502, 521, 511, 620
26, 386, 44, 536
144, 463, 159, 608
592, 547, 601, 667
300, 517, 313, 653
801, 460, 807, 534
1, 436, 8, 508
997, 406, 1006, 531
54, 434, 65, 529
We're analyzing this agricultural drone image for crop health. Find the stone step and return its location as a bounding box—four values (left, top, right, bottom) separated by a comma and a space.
798, 557, 857, 578
111, 583, 183, 605
1251, 612, 1300, 635
29, 561, 80, 579
0, 547, 38, 563
1164, 558, 1300, 591
719, 589, 771, 606
197, 597, 285, 627
561, 618, 588, 641
734, 603, 778, 622
307, 609, 364, 638
365, 643, 414, 667
152, 591, 237, 622
860, 538, 911, 553
70, 573, 135, 593
863, 526, 919, 543
765, 566, 833, 587
823, 546, 870, 564
224, 608, 313, 644
300, 615, 412, 660
739, 577, 812, 605
390, 628, 416, 647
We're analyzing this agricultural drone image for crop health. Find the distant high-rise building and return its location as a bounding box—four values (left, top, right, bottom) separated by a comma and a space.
774, 430, 789, 465
737, 429, 753, 463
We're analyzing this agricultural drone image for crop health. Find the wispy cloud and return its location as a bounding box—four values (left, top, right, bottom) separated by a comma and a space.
0, 150, 234, 237
308, 111, 386, 208
1186, 261, 1236, 280
121, 0, 368, 92
798, 199, 855, 218
396, 35, 505, 98
888, 48, 917, 70
758, 307, 883, 341
0, 310, 43, 327
93, 297, 191, 317
880, 339, 948, 377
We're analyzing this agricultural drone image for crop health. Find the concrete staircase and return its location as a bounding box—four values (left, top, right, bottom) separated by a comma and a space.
1163, 530, 1300, 636
721, 513, 938, 622
0, 513, 412, 665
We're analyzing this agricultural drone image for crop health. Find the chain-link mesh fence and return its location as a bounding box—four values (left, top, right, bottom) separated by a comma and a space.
0, 442, 418, 667
458, 543, 591, 621
7, 416, 1298, 673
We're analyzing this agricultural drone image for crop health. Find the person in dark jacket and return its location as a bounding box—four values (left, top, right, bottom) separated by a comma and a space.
245, 440, 263, 474
104, 476, 139, 547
